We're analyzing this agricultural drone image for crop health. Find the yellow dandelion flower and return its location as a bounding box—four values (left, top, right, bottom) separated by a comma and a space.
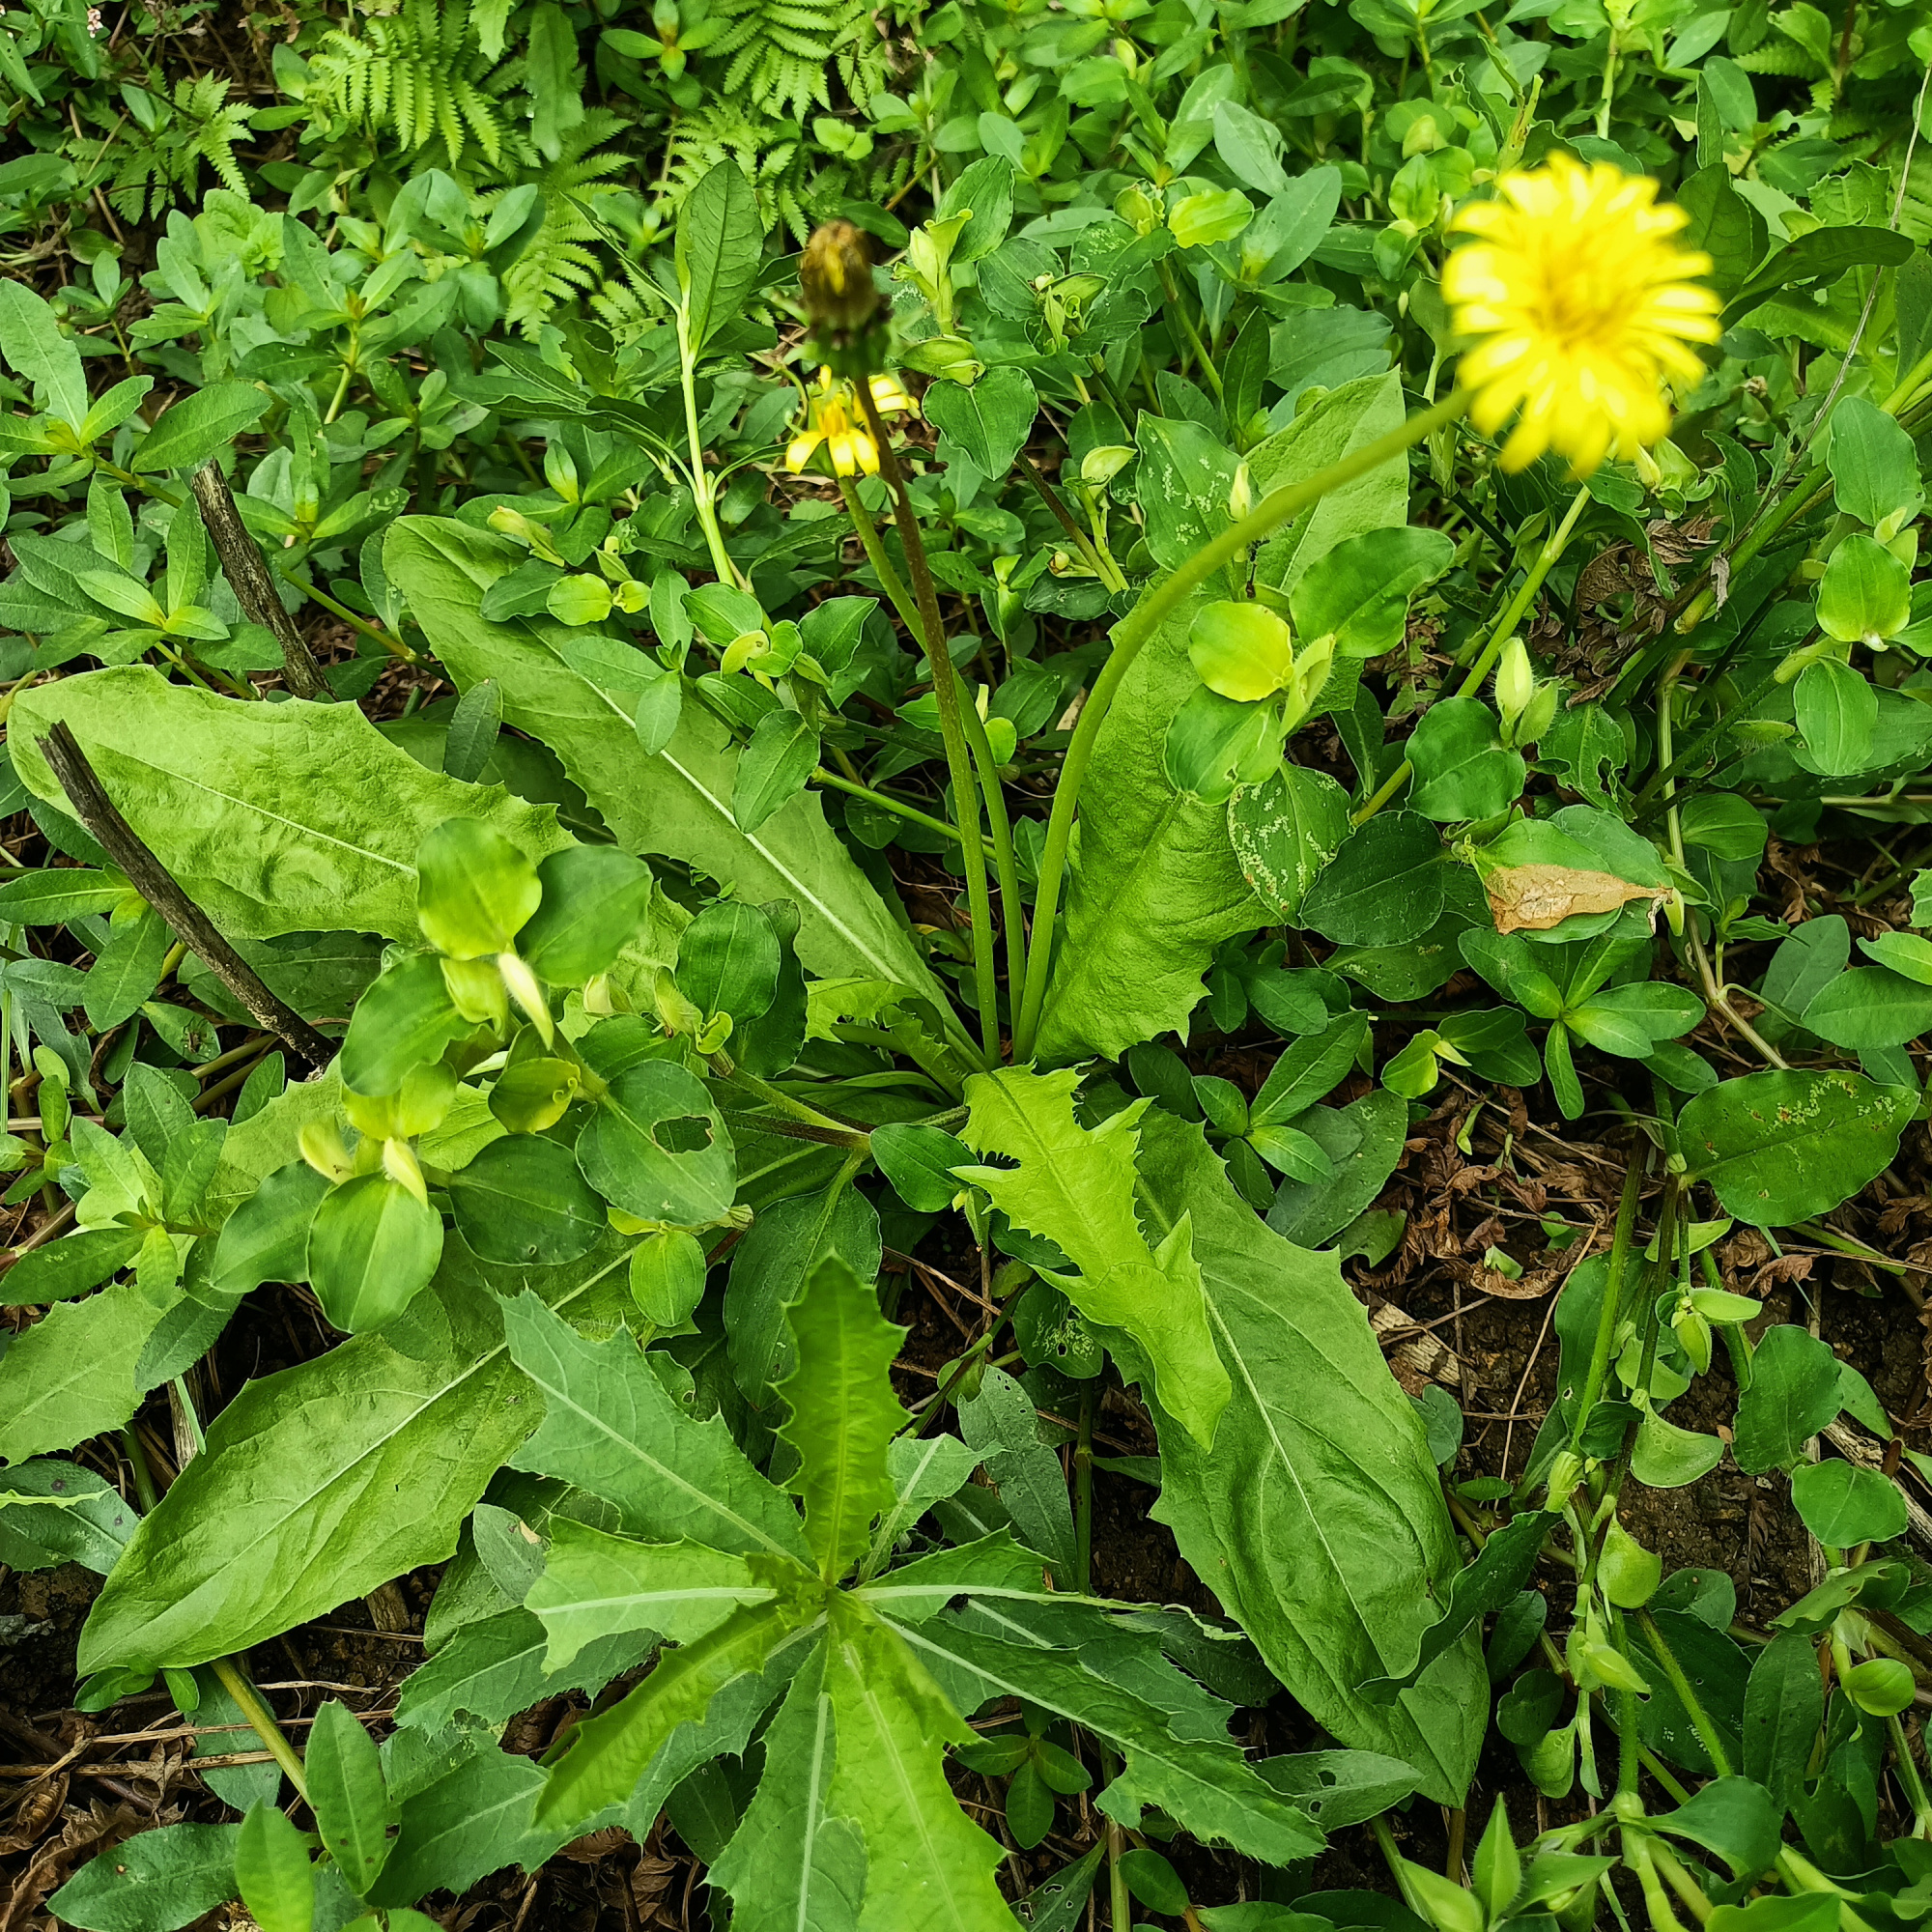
783, 369, 916, 478
1444, 156, 1721, 477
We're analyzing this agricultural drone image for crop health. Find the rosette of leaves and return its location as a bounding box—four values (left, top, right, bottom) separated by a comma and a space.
510, 1254, 1340, 1926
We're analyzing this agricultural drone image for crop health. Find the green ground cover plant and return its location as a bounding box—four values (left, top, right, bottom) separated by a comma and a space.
6, 0, 1932, 1926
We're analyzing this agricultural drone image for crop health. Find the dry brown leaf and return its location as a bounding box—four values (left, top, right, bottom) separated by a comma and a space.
1472, 1264, 1558, 1301
0, 1773, 67, 1858
1485, 864, 1668, 934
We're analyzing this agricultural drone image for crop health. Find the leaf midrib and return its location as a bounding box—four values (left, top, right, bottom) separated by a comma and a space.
451, 576, 908, 988
524, 1353, 803, 1562
84, 1251, 632, 1664
1133, 1183, 1449, 1747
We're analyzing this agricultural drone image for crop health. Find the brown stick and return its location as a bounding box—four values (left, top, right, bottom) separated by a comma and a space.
37, 723, 336, 1067
187, 462, 331, 702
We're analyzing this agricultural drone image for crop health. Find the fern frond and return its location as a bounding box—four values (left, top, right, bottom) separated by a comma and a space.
482, 113, 633, 336
1735, 42, 1820, 74
105, 75, 251, 218
311, 0, 506, 168
705, 0, 879, 115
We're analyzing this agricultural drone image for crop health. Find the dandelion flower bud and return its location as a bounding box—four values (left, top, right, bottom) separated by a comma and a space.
801, 220, 879, 334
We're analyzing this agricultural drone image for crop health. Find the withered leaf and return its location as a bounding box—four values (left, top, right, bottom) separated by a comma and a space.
1485, 863, 1668, 934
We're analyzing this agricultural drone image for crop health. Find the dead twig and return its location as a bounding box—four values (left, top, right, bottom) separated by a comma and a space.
187, 463, 331, 700
37, 722, 335, 1068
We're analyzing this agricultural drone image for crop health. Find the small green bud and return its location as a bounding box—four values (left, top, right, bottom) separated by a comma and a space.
1495, 636, 1535, 724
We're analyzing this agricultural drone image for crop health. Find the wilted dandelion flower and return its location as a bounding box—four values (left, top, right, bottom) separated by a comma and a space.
783, 368, 914, 478
1444, 156, 1721, 476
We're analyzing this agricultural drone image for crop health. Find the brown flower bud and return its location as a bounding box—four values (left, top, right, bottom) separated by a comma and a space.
800, 220, 879, 334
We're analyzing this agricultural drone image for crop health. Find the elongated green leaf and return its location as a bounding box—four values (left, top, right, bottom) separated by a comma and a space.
0, 866, 127, 923
368, 1721, 557, 1908
0, 1226, 143, 1305
956, 1368, 1078, 1580
780, 1257, 907, 1581
1359, 1510, 1558, 1703
1129, 1109, 1485, 1804
1037, 593, 1265, 1064
823, 1600, 1011, 1932
527, 1521, 771, 1667
393, 1606, 646, 1733
308, 1699, 397, 1895
1249, 371, 1408, 593
75, 1241, 633, 1671
0, 1273, 178, 1464
895, 1614, 1321, 1864
853, 1529, 1055, 1622
501, 1291, 810, 1562
384, 519, 950, 1010
235, 1803, 315, 1932
710, 1649, 867, 1932
0, 281, 89, 426
866, 1435, 980, 1572
960, 1067, 1229, 1445
535, 1600, 802, 1832
131, 383, 271, 472
10, 667, 567, 944
48, 1821, 241, 1932
725, 1182, 880, 1405
678, 161, 766, 355
0, 1457, 139, 1572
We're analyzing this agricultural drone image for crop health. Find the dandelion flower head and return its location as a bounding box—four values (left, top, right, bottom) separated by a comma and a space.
784, 369, 914, 479
1444, 156, 1721, 477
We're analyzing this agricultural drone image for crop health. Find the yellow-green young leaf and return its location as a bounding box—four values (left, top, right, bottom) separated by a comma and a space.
1169, 187, 1253, 247
710, 1649, 867, 1932
1816, 534, 1911, 644
1188, 601, 1295, 701
630, 1229, 708, 1327
1597, 1520, 1662, 1608
960, 1067, 1230, 1446
546, 574, 613, 626
534, 1601, 799, 1833
1402, 1857, 1486, 1932
307, 1174, 444, 1334
779, 1257, 907, 1581
1471, 1800, 1521, 1922
415, 817, 542, 959
823, 1601, 1011, 1932
526, 1520, 773, 1668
